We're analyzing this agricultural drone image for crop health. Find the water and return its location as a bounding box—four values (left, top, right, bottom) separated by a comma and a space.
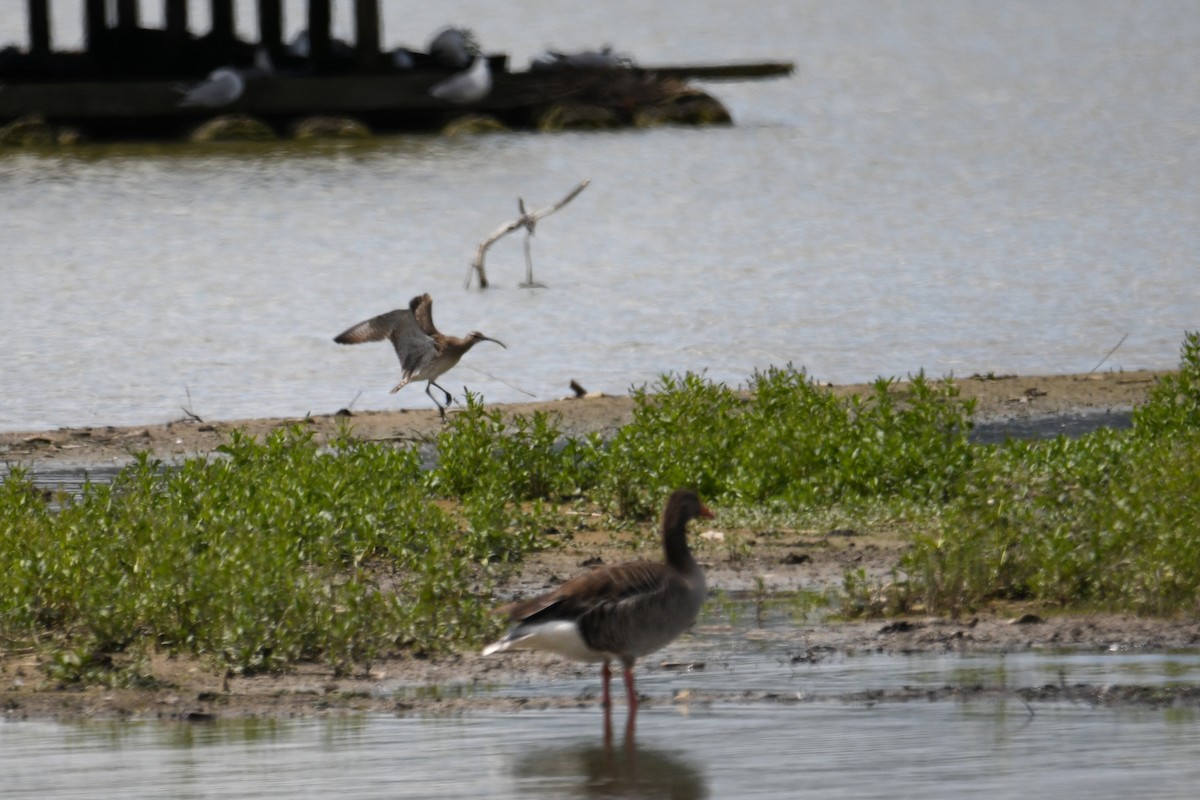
3, 691, 1199, 798
4, 602, 1200, 798
1, 1, 1197, 432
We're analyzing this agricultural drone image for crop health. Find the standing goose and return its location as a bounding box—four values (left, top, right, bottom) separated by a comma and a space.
483, 489, 714, 713
334, 293, 505, 419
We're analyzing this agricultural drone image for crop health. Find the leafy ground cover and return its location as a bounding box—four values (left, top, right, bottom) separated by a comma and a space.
2, 334, 1197, 685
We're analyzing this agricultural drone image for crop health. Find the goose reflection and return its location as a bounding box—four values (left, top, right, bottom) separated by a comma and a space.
513, 724, 708, 799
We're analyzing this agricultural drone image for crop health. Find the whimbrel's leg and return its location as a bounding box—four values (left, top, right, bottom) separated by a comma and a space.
428, 380, 453, 407
622, 665, 638, 713
429, 381, 451, 419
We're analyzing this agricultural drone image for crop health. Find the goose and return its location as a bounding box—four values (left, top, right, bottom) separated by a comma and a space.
483, 489, 714, 712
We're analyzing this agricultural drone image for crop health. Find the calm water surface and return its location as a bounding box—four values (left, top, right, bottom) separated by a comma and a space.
4, 606, 1200, 798
3, 694, 1199, 799
1, 1, 1197, 432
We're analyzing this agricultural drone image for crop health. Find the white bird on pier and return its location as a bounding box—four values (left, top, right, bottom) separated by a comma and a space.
429, 55, 492, 104
175, 49, 272, 108
177, 67, 244, 107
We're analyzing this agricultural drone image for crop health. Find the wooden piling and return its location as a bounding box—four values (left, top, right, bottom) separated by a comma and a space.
84, 0, 107, 52
210, 0, 235, 49
116, 0, 140, 29
354, 0, 381, 70
165, 0, 188, 42
258, 0, 284, 59
28, 0, 52, 57
307, 0, 333, 68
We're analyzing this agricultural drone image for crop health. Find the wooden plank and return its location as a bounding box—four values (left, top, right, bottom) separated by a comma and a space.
354, 0, 381, 69
636, 62, 795, 81
0, 63, 795, 123
28, 0, 52, 57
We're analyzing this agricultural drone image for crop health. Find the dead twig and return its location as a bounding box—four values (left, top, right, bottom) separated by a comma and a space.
1088, 332, 1129, 375
465, 179, 590, 289
180, 386, 204, 423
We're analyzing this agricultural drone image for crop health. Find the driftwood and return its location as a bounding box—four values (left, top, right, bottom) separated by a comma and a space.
465, 179, 590, 288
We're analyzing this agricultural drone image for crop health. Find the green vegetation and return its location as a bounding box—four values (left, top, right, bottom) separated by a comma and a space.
900, 332, 1200, 616
3, 333, 1198, 682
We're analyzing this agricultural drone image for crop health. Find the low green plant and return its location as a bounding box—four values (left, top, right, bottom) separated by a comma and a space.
898, 333, 1200, 616
0, 426, 540, 678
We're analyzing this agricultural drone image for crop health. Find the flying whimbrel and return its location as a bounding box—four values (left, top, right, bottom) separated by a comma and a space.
334, 293, 506, 419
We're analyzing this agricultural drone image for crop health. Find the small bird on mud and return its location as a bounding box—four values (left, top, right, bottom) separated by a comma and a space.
482, 490, 714, 722
333, 293, 506, 419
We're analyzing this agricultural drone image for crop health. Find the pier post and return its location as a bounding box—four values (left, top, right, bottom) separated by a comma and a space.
211, 0, 236, 50
354, 0, 381, 70
84, 0, 107, 52
307, 0, 333, 69
165, 0, 188, 42
258, 0, 284, 58
28, 0, 52, 56
116, 0, 140, 29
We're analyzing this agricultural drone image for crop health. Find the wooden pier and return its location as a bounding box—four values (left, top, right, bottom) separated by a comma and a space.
2, 1, 793, 141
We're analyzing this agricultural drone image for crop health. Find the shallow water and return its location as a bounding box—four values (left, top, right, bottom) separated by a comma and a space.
5, 601, 1200, 798
4, 694, 1199, 799
2, 1, 1198, 432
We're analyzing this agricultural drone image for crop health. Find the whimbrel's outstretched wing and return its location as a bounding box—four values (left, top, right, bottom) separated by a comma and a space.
409, 293, 438, 337
334, 309, 436, 380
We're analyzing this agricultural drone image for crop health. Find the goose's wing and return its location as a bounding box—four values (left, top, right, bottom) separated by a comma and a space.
497, 560, 675, 624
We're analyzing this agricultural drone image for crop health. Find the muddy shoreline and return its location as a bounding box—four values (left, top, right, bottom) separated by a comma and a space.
5, 368, 1199, 721
0, 369, 1165, 470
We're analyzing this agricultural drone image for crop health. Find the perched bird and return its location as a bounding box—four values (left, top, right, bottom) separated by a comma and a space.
530, 46, 632, 71
176, 67, 244, 107
483, 489, 715, 714
429, 55, 492, 104
175, 49, 273, 108
429, 27, 474, 69
333, 293, 506, 419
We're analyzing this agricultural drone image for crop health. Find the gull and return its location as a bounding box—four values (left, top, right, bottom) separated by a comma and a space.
175, 49, 272, 108
333, 293, 506, 419
177, 67, 244, 107
429, 55, 492, 104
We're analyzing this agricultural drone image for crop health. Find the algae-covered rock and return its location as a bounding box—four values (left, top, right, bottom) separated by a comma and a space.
189, 114, 276, 142
291, 115, 372, 140
0, 114, 56, 147
536, 103, 623, 132
441, 113, 510, 136
633, 89, 732, 128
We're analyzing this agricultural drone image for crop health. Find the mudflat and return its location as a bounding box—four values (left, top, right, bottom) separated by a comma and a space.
0, 369, 1166, 468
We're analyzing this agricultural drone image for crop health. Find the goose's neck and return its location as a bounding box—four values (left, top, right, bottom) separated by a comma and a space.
662, 514, 697, 572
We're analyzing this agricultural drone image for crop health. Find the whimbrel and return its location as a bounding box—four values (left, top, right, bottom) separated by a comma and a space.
334, 293, 506, 419
483, 490, 714, 723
